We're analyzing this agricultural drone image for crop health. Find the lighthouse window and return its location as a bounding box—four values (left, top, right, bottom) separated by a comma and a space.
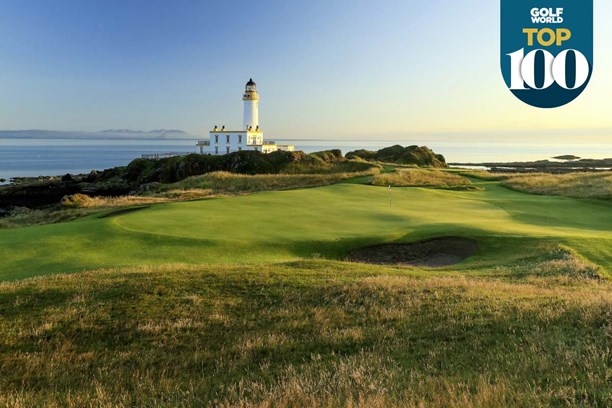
226, 135, 230, 143
238, 135, 242, 144
226, 147, 230, 154
215, 135, 218, 143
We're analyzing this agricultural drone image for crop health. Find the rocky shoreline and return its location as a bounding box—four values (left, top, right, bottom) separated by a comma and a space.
451, 157, 612, 174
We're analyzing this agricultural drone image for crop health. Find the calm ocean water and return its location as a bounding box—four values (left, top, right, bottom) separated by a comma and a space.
1, 138, 611, 183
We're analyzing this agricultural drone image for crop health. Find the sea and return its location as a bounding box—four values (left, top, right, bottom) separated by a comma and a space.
1, 138, 611, 184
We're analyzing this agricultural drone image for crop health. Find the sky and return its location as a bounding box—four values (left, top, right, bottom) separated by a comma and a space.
0, 0, 610, 142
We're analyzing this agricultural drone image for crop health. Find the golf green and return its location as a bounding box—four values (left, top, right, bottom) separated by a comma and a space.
0, 180, 610, 281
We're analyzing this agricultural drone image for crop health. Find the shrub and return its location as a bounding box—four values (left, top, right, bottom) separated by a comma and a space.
310, 149, 343, 162
126, 159, 158, 183
346, 149, 377, 161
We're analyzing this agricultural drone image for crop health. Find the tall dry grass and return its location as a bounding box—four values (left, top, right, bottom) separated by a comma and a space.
0, 208, 96, 229
371, 169, 473, 189
60, 193, 174, 209
502, 172, 612, 200
156, 169, 380, 194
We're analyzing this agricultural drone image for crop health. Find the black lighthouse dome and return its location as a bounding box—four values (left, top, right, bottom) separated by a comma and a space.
245, 78, 257, 92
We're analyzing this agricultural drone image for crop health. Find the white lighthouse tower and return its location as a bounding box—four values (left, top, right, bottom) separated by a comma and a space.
243, 78, 259, 131
197, 78, 294, 155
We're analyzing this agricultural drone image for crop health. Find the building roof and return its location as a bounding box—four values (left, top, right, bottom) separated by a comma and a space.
246, 78, 256, 86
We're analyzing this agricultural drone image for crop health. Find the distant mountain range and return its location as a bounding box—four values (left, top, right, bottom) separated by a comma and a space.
0, 129, 191, 139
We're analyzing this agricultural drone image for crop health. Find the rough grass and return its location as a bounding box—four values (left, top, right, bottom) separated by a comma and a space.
502, 172, 612, 200
0, 208, 97, 229
155, 170, 380, 194
0, 170, 379, 229
457, 170, 612, 200
371, 169, 474, 190
0, 194, 213, 229
1, 175, 611, 406
60, 193, 173, 208
492, 244, 605, 281
455, 170, 515, 181
0, 261, 610, 407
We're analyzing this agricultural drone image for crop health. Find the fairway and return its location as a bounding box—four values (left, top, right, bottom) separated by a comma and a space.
0, 179, 610, 281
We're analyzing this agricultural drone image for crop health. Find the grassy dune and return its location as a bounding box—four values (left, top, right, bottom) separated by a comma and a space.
459, 170, 612, 200
502, 172, 612, 200
371, 168, 473, 189
155, 170, 379, 194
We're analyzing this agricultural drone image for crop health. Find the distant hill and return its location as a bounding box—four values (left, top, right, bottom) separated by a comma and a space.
0, 129, 191, 139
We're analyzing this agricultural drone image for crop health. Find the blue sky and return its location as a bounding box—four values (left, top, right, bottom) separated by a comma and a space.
0, 0, 610, 141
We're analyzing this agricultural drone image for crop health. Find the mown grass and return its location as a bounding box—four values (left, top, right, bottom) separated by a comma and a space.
371, 168, 474, 189
1, 179, 611, 281
0, 260, 609, 407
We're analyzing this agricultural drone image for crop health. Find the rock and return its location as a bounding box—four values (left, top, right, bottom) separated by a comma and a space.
346, 145, 448, 168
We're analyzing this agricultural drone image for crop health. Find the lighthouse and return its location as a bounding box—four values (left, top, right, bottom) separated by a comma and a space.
243, 78, 259, 131
197, 78, 294, 155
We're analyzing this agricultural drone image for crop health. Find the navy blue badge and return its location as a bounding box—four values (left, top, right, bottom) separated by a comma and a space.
501, 1, 593, 108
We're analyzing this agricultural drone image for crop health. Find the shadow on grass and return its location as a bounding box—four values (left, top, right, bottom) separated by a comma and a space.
98, 206, 150, 219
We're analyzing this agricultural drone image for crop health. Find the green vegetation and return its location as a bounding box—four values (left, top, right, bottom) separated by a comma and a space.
0, 168, 610, 406
459, 170, 612, 200
347, 145, 447, 167
0, 260, 610, 407
456, 169, 513, 181
155, 169, 380, 195
0, 178, 610, 280
502, 172, 612, 200
0, 207, 97, 229
371, 168, 475, 190
0, 150, 379, 210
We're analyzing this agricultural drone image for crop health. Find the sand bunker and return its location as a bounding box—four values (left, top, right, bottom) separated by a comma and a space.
346, 237, 478, 267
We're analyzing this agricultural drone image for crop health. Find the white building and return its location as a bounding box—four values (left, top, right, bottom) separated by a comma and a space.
197, 79, 294, 155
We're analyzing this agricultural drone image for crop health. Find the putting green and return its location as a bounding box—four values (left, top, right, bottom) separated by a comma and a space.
0, 180, 610, 281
